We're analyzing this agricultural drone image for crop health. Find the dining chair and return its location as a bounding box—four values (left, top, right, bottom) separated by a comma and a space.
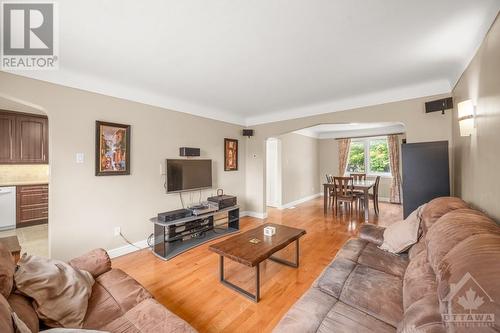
325, 174, 335, 207
332, 177, 358, 216
350, 173, 367, 181
350, 173, 366, 198
359, 176, 381, 215
370, 176, 381, 215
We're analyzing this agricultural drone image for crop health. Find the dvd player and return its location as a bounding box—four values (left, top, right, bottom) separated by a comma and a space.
158, 208, 192, 222
188, 201, 218, 215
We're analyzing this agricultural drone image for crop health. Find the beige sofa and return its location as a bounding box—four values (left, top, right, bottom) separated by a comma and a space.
0, 247, 196, 333
274, 197, 500, 332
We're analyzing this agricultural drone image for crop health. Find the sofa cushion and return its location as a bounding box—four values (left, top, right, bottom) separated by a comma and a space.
335, 238, 367, 262
408, 237, 426, 260
14, 254, 94, 329
340, 265, 403, 326
115, 298, 196, 333
95, 269, 152, 314
317, 258, 356, 298
336, 239, 409, 278
7, 293, 39, 333
83, 281, 123, 329
435, 234, 500, 328
69, 248, 112, 278
398, 294, 446, 333
99, 299, 196, 333
0, 244, 15, 299
317, 301, 395, 333
0, 294, 14, 333
273, 287, 338, 333
358, 243, 408, 278
359, 224, 385, 246
420, 197, 468, 234
403, 250, 437, 311
426, 209, 500, 275
379, 207, 421, 254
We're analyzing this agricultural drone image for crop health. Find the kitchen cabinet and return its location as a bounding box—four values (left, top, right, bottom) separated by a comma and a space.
16, 184, 48, 227
0, 111, 48, 164
0, 113, 16, 163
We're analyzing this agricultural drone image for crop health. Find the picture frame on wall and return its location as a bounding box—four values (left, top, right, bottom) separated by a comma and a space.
95, 121, 131, 176
224, 138, 238, 171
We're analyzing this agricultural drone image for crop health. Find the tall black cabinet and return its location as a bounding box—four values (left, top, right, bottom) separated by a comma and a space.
401, 141, 450, 218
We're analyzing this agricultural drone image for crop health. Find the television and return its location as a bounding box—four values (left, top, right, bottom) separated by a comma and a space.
166, 159, 212, 193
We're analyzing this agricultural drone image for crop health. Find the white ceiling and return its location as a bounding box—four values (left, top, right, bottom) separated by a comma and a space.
293, 122, 405, 139
5, 0, 499, 125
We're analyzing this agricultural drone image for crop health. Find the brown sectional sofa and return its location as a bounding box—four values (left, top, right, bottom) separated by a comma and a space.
274, 197, 500, 332
0, 248, 196, 333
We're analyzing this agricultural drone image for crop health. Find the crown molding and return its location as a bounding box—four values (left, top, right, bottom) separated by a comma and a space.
244, 79, 451, 126
5, 70, 247, 126
6, 70, 452, 127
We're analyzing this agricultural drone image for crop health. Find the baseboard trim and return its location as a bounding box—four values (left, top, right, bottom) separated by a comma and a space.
279, 193, 322, 210
108, 239, 148, 259
240, 211, 268, 219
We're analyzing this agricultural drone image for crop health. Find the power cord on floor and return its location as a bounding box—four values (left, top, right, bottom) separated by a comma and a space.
119, 231, 145, 250
146, 233, 154, 248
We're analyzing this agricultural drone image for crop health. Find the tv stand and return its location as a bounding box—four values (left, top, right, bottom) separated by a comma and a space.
150, 206, 240, 260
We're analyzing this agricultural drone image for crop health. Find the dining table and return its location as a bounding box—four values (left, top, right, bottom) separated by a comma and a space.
323, 179, 376, 221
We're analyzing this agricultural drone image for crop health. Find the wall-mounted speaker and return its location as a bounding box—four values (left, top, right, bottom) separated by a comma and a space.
242, 129, 254, 137
179, 147, 200, 157
425, 97, 453, 114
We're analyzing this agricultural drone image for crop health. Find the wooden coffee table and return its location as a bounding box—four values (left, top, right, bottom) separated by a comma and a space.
209, 223, 306, 302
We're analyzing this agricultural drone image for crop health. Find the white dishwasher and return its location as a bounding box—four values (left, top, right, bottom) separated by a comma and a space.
0, 186, 16, 230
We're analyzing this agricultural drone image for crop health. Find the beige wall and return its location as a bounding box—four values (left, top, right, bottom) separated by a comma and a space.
246, 93, 452, 214
278, 133, 319, 205
0, 72, 246, 261
318, 139, 339, 187
452, 16, 500, 221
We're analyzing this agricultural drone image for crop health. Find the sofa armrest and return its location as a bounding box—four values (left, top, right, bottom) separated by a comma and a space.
359, 224, 385, 246
69, 248, 111, 278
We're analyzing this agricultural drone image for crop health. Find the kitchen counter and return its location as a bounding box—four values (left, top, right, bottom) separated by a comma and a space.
0, 181, 49, 187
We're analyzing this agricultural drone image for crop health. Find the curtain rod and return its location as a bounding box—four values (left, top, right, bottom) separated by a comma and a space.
334, 132, 405, 140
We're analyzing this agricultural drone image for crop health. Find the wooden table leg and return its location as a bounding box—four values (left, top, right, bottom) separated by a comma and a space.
324, 185, 328, 215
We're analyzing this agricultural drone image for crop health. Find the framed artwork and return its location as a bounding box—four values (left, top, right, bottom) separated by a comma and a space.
224, 138, 238, 171
95, 121, 131, 176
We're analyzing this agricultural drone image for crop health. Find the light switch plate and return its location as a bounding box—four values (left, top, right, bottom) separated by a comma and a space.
76, 153, 84, 164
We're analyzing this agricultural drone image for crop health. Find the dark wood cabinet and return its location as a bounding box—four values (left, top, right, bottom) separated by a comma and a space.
16, 184, 48, 227
0, 113, 16, 163
0, 111, 48, 164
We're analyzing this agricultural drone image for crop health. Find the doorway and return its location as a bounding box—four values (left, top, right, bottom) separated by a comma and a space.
266, 138, 281, 208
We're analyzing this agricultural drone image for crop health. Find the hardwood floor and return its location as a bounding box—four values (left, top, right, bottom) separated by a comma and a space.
112, 198, 403, 333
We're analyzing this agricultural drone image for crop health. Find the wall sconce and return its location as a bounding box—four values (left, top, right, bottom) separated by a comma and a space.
457, 100, 475, 137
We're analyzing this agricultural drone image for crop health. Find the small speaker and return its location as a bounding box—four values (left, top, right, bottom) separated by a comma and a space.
425, 97, 453, 114
179, 147, 200, 157
242, 129, 254, 137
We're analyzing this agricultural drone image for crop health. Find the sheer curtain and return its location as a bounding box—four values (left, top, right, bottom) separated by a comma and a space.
338, 138, 351, 176
388, 134, 402, 203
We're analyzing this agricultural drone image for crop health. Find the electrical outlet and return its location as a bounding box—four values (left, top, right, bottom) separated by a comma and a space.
114, 227, 121, 237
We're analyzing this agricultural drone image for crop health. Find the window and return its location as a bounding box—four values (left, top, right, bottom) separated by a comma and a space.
346, 137, 391, 176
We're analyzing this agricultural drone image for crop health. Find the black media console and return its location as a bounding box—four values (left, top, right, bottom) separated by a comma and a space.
150, 206, 240, 260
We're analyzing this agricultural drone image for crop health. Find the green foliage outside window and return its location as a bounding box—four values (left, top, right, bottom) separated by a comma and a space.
369, 139, 390, 173
346, 138, 390, 174
346, 142, 365, 172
